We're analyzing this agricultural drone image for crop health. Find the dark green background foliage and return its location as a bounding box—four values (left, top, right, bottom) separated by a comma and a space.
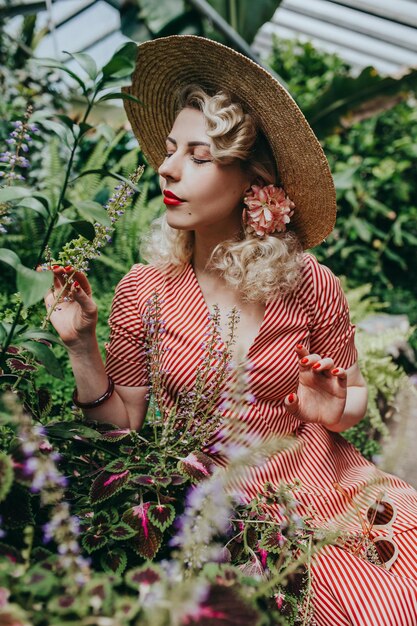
268, 39, 417, 347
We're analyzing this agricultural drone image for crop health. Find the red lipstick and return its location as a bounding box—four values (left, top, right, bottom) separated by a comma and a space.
163, 190, 184, 206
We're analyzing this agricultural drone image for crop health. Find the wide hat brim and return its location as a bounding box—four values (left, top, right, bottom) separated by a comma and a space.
122, 35, 336, 249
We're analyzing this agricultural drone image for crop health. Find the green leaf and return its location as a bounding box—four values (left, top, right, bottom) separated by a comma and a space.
305, 66, 417, 138
0, 452, 14, 503
101, 42, 137, 79
39, 120, 74, 147
63, 50, 98, 80
0, 186, 32, 203
209, 0, 284, 44
46, 421, 103, 441
97, 92, 143, 106
34, 57, 88, 94
0, 248, 21, 269
20, 340, 64, 379
74, 200, 112, 227
71, 220, 96, 241
16, 265, 52, 308
16, 196, 49, 219
19, 329, 64, 346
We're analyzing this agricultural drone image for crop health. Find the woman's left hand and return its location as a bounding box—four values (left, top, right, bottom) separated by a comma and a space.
284, 345, 347, 428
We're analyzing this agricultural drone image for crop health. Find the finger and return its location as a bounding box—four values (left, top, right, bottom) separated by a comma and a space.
71, 281, 97, 315
311, 357, 334, 374
331, 367, 347, 381
62, 266, 92, 296
284, 392, 302, 418
299, 353, 321, 368
295, 343, 309, 358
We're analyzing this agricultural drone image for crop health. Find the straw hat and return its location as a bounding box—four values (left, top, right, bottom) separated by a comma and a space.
122, 35, 336, 249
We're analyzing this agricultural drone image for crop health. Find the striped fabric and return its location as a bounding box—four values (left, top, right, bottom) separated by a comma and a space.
105, 253, 417, 624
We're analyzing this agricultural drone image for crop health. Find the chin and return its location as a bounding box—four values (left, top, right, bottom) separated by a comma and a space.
166, 217, 194, 232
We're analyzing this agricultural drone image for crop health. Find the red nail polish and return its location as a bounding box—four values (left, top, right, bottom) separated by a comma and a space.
332, 368, 339, 375
296, 344, 304, 350
64, 265, 73, 272
300, 357, 309, 364
73, 281, 80, 289
288, 393, 295, 403
52, 265, 60, 270
312, 363, 321, 369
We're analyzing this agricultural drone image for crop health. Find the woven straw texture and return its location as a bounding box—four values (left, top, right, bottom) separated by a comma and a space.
122, 35, 336, 249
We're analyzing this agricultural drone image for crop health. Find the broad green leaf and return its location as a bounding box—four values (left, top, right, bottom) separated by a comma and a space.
97, 92, 143, 106
304, 66, 417, 138
101, 42, 137, 79
46, 421, 103, 441
20, 340, 64, 379
19, 329, 64, 346
0, 248, 21, 269
75, 200, 112, 226
72, 220, 97, 241
209, 0, 284, 44
0, 186, 32, 203
33, 57, 88, 94
63, 50, 98, 80
17, 197, 49, 220
16, 265, 52, 308
40, 120, 74, 147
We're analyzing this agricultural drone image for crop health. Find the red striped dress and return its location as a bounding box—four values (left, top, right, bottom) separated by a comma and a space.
105, 253, 417, 625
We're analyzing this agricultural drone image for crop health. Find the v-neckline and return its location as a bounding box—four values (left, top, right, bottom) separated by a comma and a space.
187, 263, 268, 364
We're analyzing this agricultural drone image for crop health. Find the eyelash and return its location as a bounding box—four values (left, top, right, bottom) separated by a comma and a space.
164, 153, 212, 165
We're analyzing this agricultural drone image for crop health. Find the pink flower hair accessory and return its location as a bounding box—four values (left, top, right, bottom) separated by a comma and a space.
243, 184, 295, 237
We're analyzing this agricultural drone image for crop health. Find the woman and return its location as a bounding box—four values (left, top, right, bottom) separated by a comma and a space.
47, 36, 417, 625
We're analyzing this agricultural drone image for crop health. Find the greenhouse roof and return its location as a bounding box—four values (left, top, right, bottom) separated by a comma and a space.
253, 0, 417, 74
5, 0, 417, 76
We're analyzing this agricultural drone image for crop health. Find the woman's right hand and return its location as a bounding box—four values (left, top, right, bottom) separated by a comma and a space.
44, 266, 98, 349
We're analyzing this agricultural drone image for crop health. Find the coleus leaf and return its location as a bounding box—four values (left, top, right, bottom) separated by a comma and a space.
178, 451, 214, 482
0, 452, 14, 503
100, 547, 127, 576
81, 532, 108, 554
148, 504, 175, 532
110, 522, 137, 541
105, 459, 129, 472
125, 565, 161, 590
129, 474, 155, 486
6, 358, 36, 373
131, 523, 162, 560
101, 429, 132, 442
259, 527, 286, 554
90, 469, 131, 504
92, 511, 112, 526
122, 503, 162, 560
47, 593, 83, 615
120, 445, 134, 454
0, 541, 24, 564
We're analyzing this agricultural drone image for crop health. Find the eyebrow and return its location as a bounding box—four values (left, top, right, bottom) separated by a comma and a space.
166, 136, 211, 148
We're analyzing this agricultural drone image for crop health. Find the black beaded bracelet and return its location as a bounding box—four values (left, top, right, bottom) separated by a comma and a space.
72, 376, 115, 409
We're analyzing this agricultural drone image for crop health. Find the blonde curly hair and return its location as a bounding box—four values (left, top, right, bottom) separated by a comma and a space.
140, 85, 303, 302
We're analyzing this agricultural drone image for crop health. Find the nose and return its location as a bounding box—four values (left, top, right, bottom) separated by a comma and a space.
158, 151, 182, 181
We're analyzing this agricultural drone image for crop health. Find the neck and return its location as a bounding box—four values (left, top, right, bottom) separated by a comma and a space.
192, 225, 241, 274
